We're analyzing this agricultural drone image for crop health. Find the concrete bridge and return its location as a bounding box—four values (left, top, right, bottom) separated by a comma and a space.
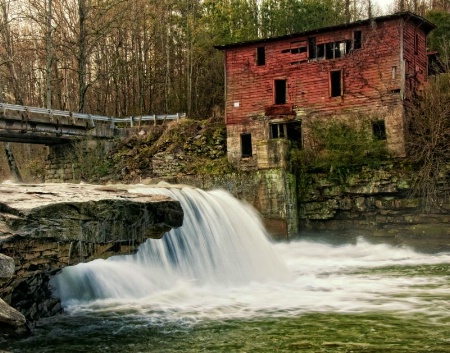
0, 103, 185, 145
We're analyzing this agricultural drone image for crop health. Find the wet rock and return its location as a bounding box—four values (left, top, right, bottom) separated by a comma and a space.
0, 183, 182, 242
0, 183, 183, 326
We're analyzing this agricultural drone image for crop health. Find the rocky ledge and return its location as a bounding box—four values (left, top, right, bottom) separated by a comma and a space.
0, 183, 183, 336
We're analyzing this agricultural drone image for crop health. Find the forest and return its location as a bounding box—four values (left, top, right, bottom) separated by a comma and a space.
0, 0, 448, 119
0, 0, 449, 182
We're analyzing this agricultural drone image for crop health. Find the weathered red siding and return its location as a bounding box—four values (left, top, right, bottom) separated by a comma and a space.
218, 13, 434, 167
224, 18, 410, 125
403, 20, 428, 100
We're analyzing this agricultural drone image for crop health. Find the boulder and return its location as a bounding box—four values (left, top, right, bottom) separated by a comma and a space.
0, 298, 26, 328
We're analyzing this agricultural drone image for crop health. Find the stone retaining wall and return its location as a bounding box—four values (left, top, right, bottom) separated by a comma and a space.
297, 164, 450, 237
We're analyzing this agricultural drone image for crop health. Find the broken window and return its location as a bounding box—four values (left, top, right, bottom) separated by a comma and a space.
325, 43, 334, 59
271, 124, 286, 139
241, 133, 252, 157
353, 30, 362, 50
270, 122, 302, 148
274, 79, 287, 104
327, 42, 347, 59
344, 41, 352, 54
287, 121, 302, 148
290, 40, 307, 54
316, 43, 325, 59
372, 120, 387, 140
291, 46, 307, 54
330, 70, 342, 97
256, 46, 266, 66
309, 39, 351, 60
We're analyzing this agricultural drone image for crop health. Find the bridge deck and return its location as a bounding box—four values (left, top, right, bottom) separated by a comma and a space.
0, 103, 185, 145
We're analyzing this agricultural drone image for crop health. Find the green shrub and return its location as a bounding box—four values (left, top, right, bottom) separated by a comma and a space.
290, 119, 390, 183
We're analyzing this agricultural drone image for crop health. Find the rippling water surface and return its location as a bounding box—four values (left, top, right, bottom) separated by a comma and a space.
6, 186, 450, 352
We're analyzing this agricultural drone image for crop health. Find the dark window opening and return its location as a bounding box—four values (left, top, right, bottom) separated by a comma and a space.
241, 133, 252, 157
291, 46, 307, 54
316, 43, 325, 59
372, 120, 387, 140
353, 30, 362, 50
308, 37, 316, 59
270, 122, 302, 148
274, 80, 287, 104
345, 40, 352, 53
256, 46, 266, 66
325, 43, 334, 59
290, 40, 307, 54
287, 121, 302, 149
330, 70, 342, 97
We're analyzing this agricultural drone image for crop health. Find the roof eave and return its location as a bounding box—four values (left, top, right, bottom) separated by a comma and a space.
214, 11, 436, 51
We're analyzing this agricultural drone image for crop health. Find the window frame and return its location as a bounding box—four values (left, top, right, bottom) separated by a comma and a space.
256, 46, 266, 66
353, 30, 362, 50
372, 120, 387, 141
240, 133, 253, 158
270, 123, 286, 139
329, 70, 343, 97
274, 79, 287, 105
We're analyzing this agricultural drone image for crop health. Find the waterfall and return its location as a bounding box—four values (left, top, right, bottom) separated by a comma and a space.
51, 186, 288, 304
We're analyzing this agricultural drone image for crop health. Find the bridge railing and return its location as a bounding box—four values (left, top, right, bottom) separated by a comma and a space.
0, 103, 186, 128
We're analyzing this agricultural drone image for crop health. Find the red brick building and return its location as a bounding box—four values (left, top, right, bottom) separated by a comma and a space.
215, 12, 435, 170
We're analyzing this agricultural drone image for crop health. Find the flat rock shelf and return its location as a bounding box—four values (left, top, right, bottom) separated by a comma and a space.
0, 183, 183, 335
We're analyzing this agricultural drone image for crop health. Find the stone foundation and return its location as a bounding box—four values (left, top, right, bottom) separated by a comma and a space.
298, 164, 450, 238
44, 139, 115, 183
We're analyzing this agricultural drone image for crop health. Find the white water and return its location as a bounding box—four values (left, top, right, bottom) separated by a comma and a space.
51, 185, 450, 325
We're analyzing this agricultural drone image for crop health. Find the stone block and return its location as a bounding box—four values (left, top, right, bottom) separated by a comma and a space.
0, 254, 15, 279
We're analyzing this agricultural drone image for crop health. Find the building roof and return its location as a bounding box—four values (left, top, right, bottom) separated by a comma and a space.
214, 11, 436, 50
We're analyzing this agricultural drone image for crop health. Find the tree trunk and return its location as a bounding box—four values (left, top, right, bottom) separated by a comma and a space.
0, 0, 23, 105
78, 0, 88, 113
345, 0, 351, 23
46, 0, 53, 109
368, 0, 373, 18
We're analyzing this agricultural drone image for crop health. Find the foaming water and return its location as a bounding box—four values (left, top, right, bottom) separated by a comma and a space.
51, 186, 450, 326
52, 186, 287, 311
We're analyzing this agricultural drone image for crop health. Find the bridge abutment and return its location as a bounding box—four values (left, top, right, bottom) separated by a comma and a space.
44, 144, 78, 183
44, 139, 115, 183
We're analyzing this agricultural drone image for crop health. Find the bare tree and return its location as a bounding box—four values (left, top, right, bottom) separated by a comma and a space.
0, 0, 23, 104
46, 0, 53, 109
345, 0, 351, 22
405, 46, 450, 210
78, 0, 88, 112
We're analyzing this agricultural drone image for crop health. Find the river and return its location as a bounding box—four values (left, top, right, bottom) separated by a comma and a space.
5, 186, 450, 352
